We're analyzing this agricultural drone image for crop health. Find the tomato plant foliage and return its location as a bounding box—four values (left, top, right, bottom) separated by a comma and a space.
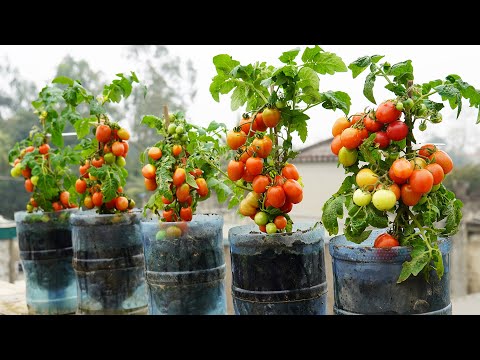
323, 55, 479, 282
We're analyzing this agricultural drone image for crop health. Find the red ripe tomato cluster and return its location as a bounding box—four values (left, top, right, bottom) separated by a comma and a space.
75, 123, 134, 212
227, 109, 304, 234
331, 100, 409, 163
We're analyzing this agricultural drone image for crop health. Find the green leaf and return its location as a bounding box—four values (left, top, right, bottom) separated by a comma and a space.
321, 91, 351, 115
298, 67, 320, 91
279, 48, 300, 64
367, 205, 389, 228
443, 198, 463, 236
337, 175, 355, 194
230, 83, 248, 111
74, 117, 93, 139
89, 100, 105, 116
312, 52, 347, 75
387, 60, 413, 77
213, 54, 240, 75
141, 115, 163, 130
424, 100, 445, 112
322, 195, 345, 235
186, 173, 199, 189
301, 45, 322, 62
363, 72, 377, 104
52, 76, 74, 86
397, 250, 430, 283
385, 83, 406, 96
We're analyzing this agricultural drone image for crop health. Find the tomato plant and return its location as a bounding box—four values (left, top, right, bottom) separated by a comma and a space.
8, 84, 81, 212
140, 110, 229, 229
211, 46, 351, 233
323, 54, 480, 283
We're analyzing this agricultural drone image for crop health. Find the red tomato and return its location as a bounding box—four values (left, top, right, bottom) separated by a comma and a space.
274, 216, 287, 230
350, 113, 364, 125
148, 147, 162, 160
425, 163, 445, 185
266, 186, 286, 208
162, 195, 173, 204
92, 157, 105, 168
429, 150, 453, 175
374, 131, 390, 149
96, 124, 112, 143
239, 116, 252, 135
172, 145, 182, 157
364, 113, 383, 132
283, 179, 303, 204
418, 144, 437, 158
39, 143, 50, 155
391, 158, 414, 180
386, 121, 408, 141
180, 207, 193, 221
112, 141, 125, 157
280, 201, 293, 213
245, 157, 263, 176
401, 184, 422, 206
227, 130, 247, 150
173, 168, 186, 187
144, 178, 157, 191
376, 101, 402, 123
196, 178, 209, 197
238, 146, 251, 163
21, 167, 31, 178
251, 136, 273, 158
176, 184, 191, 203
332, 117, 350, 137
262, 107, 281, 128
340, 128, 362, 149
25, 179, 34, 192
60, 191, 70, 207
389, 167, 407, 185
242, 169, 256, 183
142, 164, 157, 180
163, 209, 177, 222
409, 169, 434, 194
92, 192, 103, 207
252, 175, 270, 194
281, 164, 299, 180
374, 233, 399, 248
115, 197, 129, 211
227, 160, 245, 181
75, 179, 87, 194
254, 112, 268, 132
331, 135, 343, 155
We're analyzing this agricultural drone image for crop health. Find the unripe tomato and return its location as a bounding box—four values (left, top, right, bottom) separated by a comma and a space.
356, 168, 378, 191
338, 147, 358, 167
254, 212, 268, 226
266, 223, 277, 234
353, 189, 372, 206
372, 189, 396, 211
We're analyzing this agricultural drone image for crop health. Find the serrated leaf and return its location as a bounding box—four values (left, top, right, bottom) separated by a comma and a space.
337, 175, 355, 194
348, 56, 371, 78
321, 91, 351, 115
344, 225, 371, 244
230, 83, 248, 111
387, 60, 413, 77
312, 52, 347, 75
141, 115, 163, 130
213, 54, 240, 75
74, 117, 92, 139
279, 48, 300, 64
322, 195, 345, 235
52, 76, 74, 86
298, 67, 320, 90
301, 45, 323, 62
367, 205, 389, 228
397, 251, 430, 283
89, 100, 105, 116
363, 72, 376, 104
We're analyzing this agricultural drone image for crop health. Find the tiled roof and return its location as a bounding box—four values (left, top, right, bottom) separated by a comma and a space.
292, 138, 337, 163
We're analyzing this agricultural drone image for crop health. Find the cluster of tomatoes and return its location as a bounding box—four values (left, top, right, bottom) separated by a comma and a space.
332, 100, 454, 248
75, 122, 134, 212
226, 107, 304, 234
10, 143, 76, 212
330, 100, 408, 166
142, 120, 209, 223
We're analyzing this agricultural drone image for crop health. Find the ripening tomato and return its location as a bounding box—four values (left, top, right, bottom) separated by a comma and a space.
112, 141, 125, 157
105, 198, 117, 210
30, 197, 38, 208
374, 131, 390, 149
391, 158, 414, 180
332, 117, 351, 137
52, 201, 63, 212
144, 178, 157, 191
266, 186, 286, 208
190, 168, 203, 178
96, 124, 112, 143
173, 168, 187, 187
21, 167, 31, 178
117, 128, 130, 141
263, 107, 281, 128
84, 196, 94, 209
238, 146, 251, 163
142, 164, 157, 180
409, 169, 434, 194
413, 157, 427, 169
274, 175, 286, 186
281, 164, 299, 180
251, 136, 273, 158
375, 101, 402, 123
374, 233, 399, 248
39, 143, 50, 155
92, 192, 103, 207
401, 184, 422, 206
115, 197, 129, 211
239, 200, 257, 217
162, 195, 173, 204
350, 113, 365, 125
91, 157, 105, 168
283, 179, 303, 204
163, 209, 177, 222
246, 157, 263, 176
274, 216, 287, 230
196, 178, 209, 197
245, 191, 261, 208
25, 179, 34, 192
252, 175, 270, 194
254, 112, 268, 131
122, 142, 129, 157
60, 191, 70, 207
364, 113, 383, 132
227, 130, 247, 150
340, 128, 362, 149
389, 166, 407, 185
418, 144, 437, 158
386, 121, 408, 141
425, 163, 445, 185
148, 147, 162, 160
180, 207, 193, 221
172, 145, 182, 157
377, 183, 401, 201
358, 128, 369, 142
242, 169, 256, 183
331, 135, 343, 155
176, 183, 191, 203
182, 195, 193, 206
356, 168, 378, 191
429, 150, 453, 174
338, 147, 358, 167
227, 160, 245, 181
239, 116, 252, 135
372, 189, 397, 211
258, 225, 267, 233
25, 146, 35, 153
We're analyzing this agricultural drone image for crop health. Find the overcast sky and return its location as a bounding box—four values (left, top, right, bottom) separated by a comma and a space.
2, 45, 480, 151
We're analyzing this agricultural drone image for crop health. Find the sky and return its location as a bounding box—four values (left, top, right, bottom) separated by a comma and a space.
2, 45, 480, 151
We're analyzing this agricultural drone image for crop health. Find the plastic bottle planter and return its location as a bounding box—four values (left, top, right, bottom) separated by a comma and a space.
229, 223, 327, 315
14, 209, 78, 315
70, 210, 147, 315
329, 229, 452, 315
141, 214, 226, 315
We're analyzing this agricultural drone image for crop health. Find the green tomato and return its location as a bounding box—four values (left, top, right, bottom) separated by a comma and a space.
352, 189, 372, 207
266, 223, 277, 234
181, 134, 189, 142
104, 152, 116, 165
175, 125, 185, 135
155, 230, 166, 241
403, 98, 414, 110
338, 147, 358, 167
416, 104, 428, 116
166, 226, 182, 239
116, 156, 126, 167
431, 184, 441, 192
430, 113, 443, 124
395, 101, 404, 111
236, 179, 245, 187
167, 123, 177, 135
254, 212, 268, 226
128, 199, 135, 209
173, 134, 180, 140
275, 100, 286, 109
26, 204, 34, 213
30, 175, 39, 186
372, 189, 397, 211
11, 164, 22, 177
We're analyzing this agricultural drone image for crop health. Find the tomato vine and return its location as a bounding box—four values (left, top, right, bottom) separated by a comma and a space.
323, 55, 480, 282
